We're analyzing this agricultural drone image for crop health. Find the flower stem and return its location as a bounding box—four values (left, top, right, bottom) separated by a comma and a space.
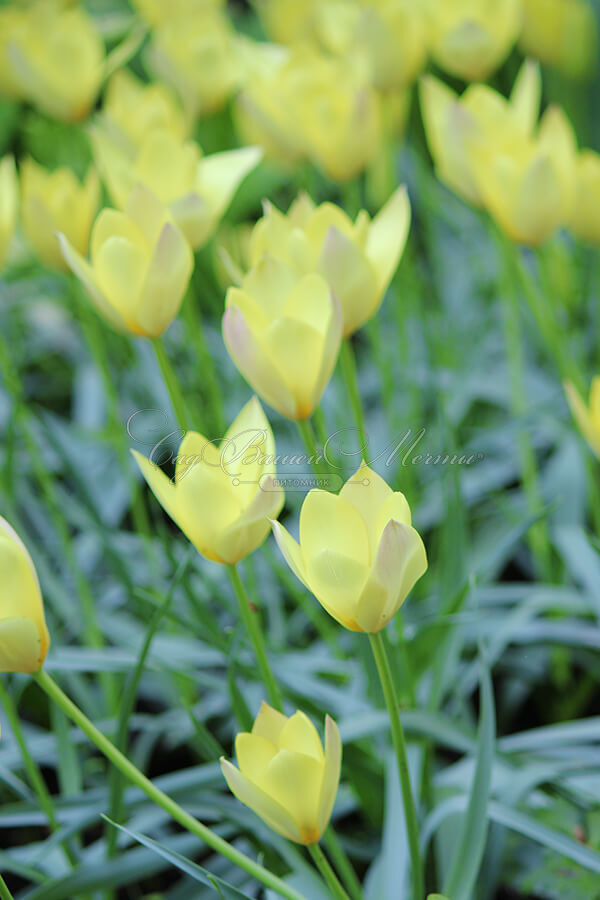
32, 670, 307, 900
323, 828, 364, 900
296, 418, 326, 477
0, 875, 14, 900
308, 843, 352, 900
151, 336, 190, 434
339, 339, 369, 464
227, 564, 283, 711
368, 632, 423, 900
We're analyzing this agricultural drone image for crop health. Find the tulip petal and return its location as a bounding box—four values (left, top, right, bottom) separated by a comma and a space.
365, 185, 410, 297
339, 463, 393, 556
125, 183, 170, 247
58, 233, 130, 334
0, 617, 46, 674
310, 291, 343, 413
262, 315, 328, 419
241, 254, 298, 321
196, 145, 263, 223
299, 490, 369, 568
270, 520, 310, 589
278, 711, 324, 762
131, 449, 178, 524
509, 59, 541, 136
318, 226, 378, 336
220, 758, 302, 842
175, 460, 243, 562
513, 155, 564, 246
261, 749, 324, 843
318, 715, 342, 835
170, 191, 211, 249
216, 475, 284, 563
175, 431, 219, 484
136, 222, 193, 337
236, 732, 278, 780
94, 235, 148, 332
252, 700, 288, 744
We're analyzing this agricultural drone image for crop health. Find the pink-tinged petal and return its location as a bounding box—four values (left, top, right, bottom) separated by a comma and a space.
220, 758, 301, 842
136, 222, 193, 337
58, 232, 130, 334
318, 715, 342, 835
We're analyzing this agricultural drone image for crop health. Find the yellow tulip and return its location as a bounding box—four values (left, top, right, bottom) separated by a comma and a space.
92, 128, 262, 250
569, 150, 600, 245
21, 159, 100, 272
220, 702, 341, 845
0, 517, 50, 674
7, 4, 104, 121
420, 58, 541, 206
425, 0, 522, 81
59, 184, 193, 337
0, 156, 18, 271
520, 0, 597, 79
144, 6, 238, 116
246, 186, 411, 336
564, 378, 600, 459
98, 69, 188, 154
272, 463, 427, 632
132, 396, 284, 564
223, 257, 342, 420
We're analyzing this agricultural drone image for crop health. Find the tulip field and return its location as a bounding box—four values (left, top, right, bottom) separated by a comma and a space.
2, 1, 600, 899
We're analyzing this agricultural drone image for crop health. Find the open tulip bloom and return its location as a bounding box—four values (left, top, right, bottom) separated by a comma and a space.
221, 702, 341, 845
272, 463, 427, 632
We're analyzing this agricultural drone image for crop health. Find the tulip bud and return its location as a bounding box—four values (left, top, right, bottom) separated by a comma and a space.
21, 159, 100, 272
520, 0, 597, 80
246, 186, 410, 336
0, 517, 50, 674
223, 256, 342, 420
272, 463, 427, 632
425, 0, 522, 81
0, 156, 18, 271
92, 128, 262, 250
59, 184, 193, 337
7, 4, 104, 121
221, 702, 341, 845
132, 397, 284, 564
570, 150, 600, 246
564, 378, 600, 459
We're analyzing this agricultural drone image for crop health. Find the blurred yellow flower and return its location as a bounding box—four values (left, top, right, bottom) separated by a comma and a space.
144, 6, 238, 116
520, 0, 597, 79
98, 69, 188, 154
570, 150, 600, 245
21, 159, 100, 271
59, 185, 193, 337
0, 7, 28, 100
223, 256, 342, 420
254, 0, 318, 44
221, 702, 341, 845
272, 463, 427, 632
7, 4, 104, 121
0, 517, 50, 674
0, 156, 18, 271
92, 129, 261, 250
132, 396, 284, 564
246, 186, 410, 336
564, 378, 600, 458
420, 59, 541, 206
425, 0, 522, 81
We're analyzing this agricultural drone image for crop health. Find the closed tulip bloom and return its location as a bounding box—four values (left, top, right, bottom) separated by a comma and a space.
420, 59, 541, 206
92, 129, 261, 250
132, 397, 284, 564
570, 150, 600, 245
520, 0, 597, 79
8, 5, 104, 121
564, 378, 600, 459
59, 185, 193, 337
246, 186, 411, 336
0, 517, 50, 674
272, 463, 427, 632
223, 257, 343, 420
21, 159, 100, 272
0, 156, 18, 271
220, 702, 341, 845
425, 0, 522, 81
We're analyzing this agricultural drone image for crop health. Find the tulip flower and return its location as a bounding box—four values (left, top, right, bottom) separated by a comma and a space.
21, 159, 100, 272
570, 150, 600, 246
7, 4, 104, 121
272, 463, 427, 632
420, 58, 541, 206
564, 378, 600, 459
425, 0, 522, 81
132, 396, 284, 564
92, 128, 262, 250
0, 517, 50, 674
59, 184, 193, 337
97, 69, 188, 154
221, 702, 341, 845
0, 156, 18, 271
223, 256, 342, 420
244, 186, 410, 336
520, 0, 597, 79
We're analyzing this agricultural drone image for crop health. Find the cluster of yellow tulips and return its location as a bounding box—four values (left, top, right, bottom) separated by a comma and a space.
1, 0, 600, 897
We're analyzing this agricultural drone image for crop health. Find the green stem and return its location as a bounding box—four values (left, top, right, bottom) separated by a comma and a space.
296, 418, 326, 477
368, 632, 423, 900
0, 875, 14, 900
227, 564, 283, 711
339, 340, 369, 465
151, 337, 190, 434
32, 670, 308, 900
308, 843, 351, 900
323, 829, 364, 900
